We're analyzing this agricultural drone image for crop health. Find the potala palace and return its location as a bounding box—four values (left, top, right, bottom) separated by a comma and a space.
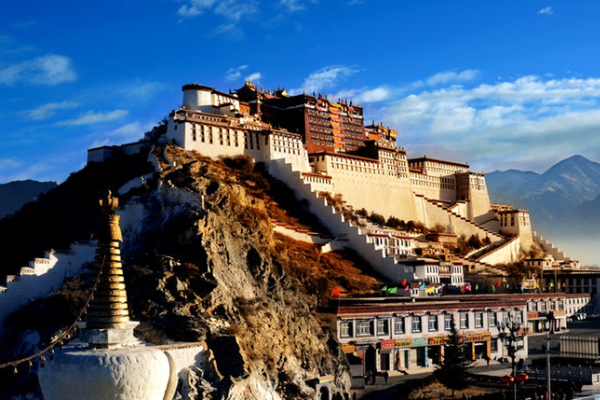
155, 82, 579, 278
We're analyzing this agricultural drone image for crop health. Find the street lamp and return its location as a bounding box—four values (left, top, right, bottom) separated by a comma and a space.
497, 315, 524, 400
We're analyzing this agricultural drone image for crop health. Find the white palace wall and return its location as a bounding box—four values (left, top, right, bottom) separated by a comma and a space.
311, 154, 420, 222
0, 243, 97, 331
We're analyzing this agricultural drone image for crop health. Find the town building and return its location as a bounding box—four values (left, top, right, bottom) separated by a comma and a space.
364, 227, 415, 258
336, 295, 529, 375
334, 292, 592, 376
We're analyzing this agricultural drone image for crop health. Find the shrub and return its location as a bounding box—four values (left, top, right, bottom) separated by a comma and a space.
222, 155, 254, 173
369, 212, 386, 226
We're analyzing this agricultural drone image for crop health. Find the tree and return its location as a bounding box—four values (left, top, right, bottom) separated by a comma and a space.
369, 212, 386, 226
435, 321, 473, 395
467, 234, 483, 249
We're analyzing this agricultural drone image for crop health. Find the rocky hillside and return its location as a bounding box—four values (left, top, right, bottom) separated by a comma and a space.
0, 145, 382, 399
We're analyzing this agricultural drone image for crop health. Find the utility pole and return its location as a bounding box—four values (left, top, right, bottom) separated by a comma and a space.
546, 333, 552, 400
497, 316, 522, 400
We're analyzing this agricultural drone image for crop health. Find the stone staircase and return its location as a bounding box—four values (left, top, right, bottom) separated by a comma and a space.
420, 196, 504, 242
533, 231, 569, 261
270, 219, 333, 245
457, 256, 508, 276
267, 159, 407, 281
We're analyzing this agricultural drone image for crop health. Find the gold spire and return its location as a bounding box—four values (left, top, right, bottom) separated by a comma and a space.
85, 191, 131, 329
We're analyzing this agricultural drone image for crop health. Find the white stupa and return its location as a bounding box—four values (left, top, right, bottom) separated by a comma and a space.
38, 193, 176, 400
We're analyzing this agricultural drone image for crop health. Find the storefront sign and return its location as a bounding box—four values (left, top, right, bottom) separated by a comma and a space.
522, 279, 537, 290
341, 344, 355, 353
412, 337, 428, 347
395, 339, 412, 348
527, 311, 539, 319
553, 311, 566, 317
379, 340, 395, 350
428, 337, 448, 346
464, 332, 492, 342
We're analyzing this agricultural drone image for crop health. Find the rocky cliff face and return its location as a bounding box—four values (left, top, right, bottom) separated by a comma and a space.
123, 157, 353, 399
1, 147, 381, 399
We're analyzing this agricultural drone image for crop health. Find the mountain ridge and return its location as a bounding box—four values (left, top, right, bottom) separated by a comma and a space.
486, 154, 600, 238
0, 180, 57, 220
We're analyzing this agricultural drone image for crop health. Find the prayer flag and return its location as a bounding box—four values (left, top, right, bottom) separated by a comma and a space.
465, 284, 472, 291
419, 283, 425, 290
331, 288, 341, 296
381, 285, 388, 292
550, 281, 554, 288
404, 285, 410, 292
497, 278, 502, 287
491, 286, 496, 293
402, 279, 407, 287
388, 287, 398, 294
562, 282, 567, 289
425, 286, 435, 294
475, 284, 479, 291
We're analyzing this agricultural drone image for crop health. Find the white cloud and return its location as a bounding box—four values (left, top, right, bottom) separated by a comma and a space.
178, 0, 258, 21
28, 101, 79, 120
425, 69, 479, 86
11, 20, 38, 29
538, 7, 553, 15
89, 120, 154, 148
245, 72, 262, 82
0, 55, 76, 86
225, 65, 248, 81
376, 74, 600, 172
293, 65, 358, 94
56, 109, 129, 126
0, 158, 21, 170
337, 86, 390, 103
116, 81, 166, 101
280, 0, 318, 12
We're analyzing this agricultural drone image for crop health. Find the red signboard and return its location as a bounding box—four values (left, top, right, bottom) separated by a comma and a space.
380, 340, 395, 350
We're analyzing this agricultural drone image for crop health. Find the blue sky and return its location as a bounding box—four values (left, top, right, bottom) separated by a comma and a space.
2, 1, 600, 183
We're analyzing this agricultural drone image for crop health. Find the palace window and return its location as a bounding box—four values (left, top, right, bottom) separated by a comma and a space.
488, 311, 497, 327
340, 321, 353, 338
429, 315, 438, 331
490, 339, 498, 352
377, 319, 389, 336
412, 316, 422, 332
356, 320, 374, 337
395, 317, 404, 334
515, 310, 523, 324
459, 312, 469, 329
475, 312, 484, 328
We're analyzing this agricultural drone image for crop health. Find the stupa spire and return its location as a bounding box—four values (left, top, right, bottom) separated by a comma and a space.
85, 191, 131, 329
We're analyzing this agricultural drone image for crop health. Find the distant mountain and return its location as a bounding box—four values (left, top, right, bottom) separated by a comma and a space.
485, 155, 600, 235
0, 180, 57, 220
486, 169, 540, 205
